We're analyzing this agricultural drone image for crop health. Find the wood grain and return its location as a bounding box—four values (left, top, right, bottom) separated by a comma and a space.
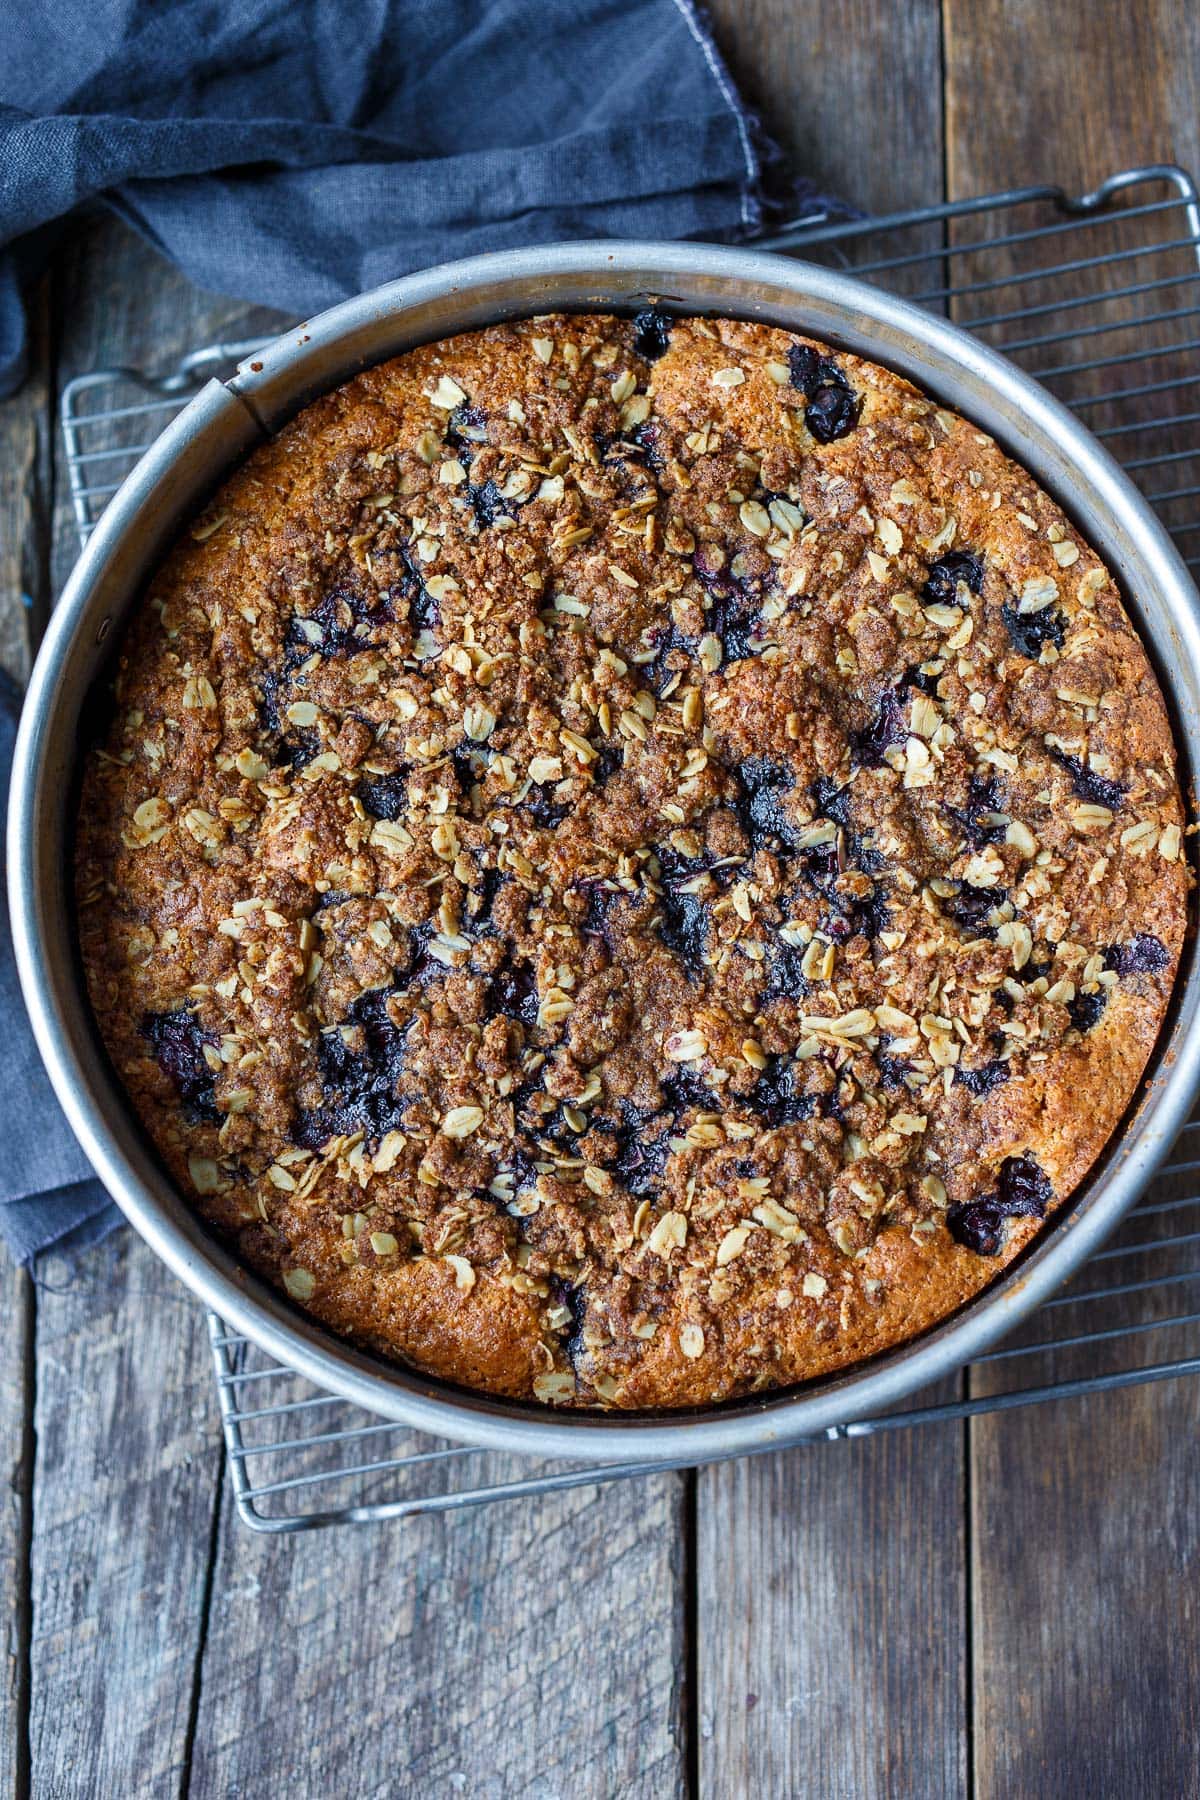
963, 1178, 1200, 1799
27, 1239, 221, 1797
945, 0, 1200, 201
709, 0, 944, 219
0, 1265, 33, 1795
0, 269, 51, 680
943, 4, 1200, 1795
0, 270, 47, 1796
189, 1470, 687, 1800
25, 213, 282, 1799
698, 9, 968, 1797
970, 1380, 1200, 1799
698, 1432, 967, 1799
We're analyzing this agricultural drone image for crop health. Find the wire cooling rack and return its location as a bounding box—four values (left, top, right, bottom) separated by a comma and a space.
61, 163, 1200, 1530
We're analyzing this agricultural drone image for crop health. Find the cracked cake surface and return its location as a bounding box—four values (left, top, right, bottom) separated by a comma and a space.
75, 310, 1189, 1409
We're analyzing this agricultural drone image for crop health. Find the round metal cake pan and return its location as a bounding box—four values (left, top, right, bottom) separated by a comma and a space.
9, 242, 1200, 1464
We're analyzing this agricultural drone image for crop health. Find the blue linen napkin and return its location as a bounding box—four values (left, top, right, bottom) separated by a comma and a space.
0, 0, 851, 1261
0, 673, 122, 1259
0, 0, 851, 397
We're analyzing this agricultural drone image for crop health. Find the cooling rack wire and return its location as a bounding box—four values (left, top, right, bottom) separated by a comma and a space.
59, 162, 1200, 1529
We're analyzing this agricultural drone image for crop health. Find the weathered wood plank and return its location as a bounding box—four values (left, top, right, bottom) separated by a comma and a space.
970, 1377, 1200, 1799
0, 269, 51, 679
945, 0, 1200, 200
0, 1263, 33, 1797
710, 0, 944, 221
711, 0, 948, 314
697, 9, 966, 1797
189, 1469, 687, 1799
943, 4, 1200, 1795
698, 1432, 967, 1799
0, 271, 52, 1793
27, 1238, 220, 1797
27, 212, 285, 1799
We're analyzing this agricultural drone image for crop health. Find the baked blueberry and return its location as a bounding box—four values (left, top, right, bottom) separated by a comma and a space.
902, 662, 943, 696
271, 725, 320, 771
651, 843, 732, 972
692, 547, 771, 664
356, 770, 408, 820
823, 881, 890, 944
949, 1153, 1052, 1255
467, 866, 505, 932
628, 419, 666, 474
548, 1275, 588, 1362
923, 550, 983, 609
876, 1046, 917, 1090
940, 882, 1006, 936
763, 939, 810, 1003
591, 744, 624, 786
852, 685, 908, 767
657, 885, 709, 970
955, 1060, 1011, 1097
1001, 600, 1066, 659
660, 1064, 716, 1117
447, 404, 487, 453
486, 957, 539, 1026
142, 1009, 221, 1123
1106, 934, 1169, 977
787, 342, 861, 442
740, 1054, 814, 1128
996, 1154, 1052, 1218
1048, 747, 1126, 812
710, 586, 762, 663
811, 775, 854, 826
631, 308, 673, 361
451, 743, 480, 797
946, 1199, 1006, 1255
467, 477, 512, 529
576, 879, 622, 948
944, 773, 1008, 848
398, 546, 439, 634
285, 585, 391, 661
1067, 988, 1108, 1034
255, 669, 318, 766
601, 1102, 672, 1198
597, 422, 663, 480
524, 784, 571, 829
733, 757, 799, 853
644, 621, 696, 696
294, 981, 414, 1147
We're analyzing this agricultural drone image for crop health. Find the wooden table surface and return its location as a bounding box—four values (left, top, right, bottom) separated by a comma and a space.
4, 3, 1200, 1794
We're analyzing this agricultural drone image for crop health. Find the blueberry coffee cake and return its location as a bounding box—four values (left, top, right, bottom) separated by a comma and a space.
75, 311, 1189, 1409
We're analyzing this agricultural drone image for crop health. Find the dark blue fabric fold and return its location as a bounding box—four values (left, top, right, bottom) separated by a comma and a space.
0, 672, 121, 1262
0, 0, 851, 396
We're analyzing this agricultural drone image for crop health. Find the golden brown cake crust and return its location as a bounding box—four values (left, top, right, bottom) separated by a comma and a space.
75, 311, 1189, 1409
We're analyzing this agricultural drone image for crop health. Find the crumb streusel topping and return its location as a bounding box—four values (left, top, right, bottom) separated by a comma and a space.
75, 312, 1188, 1408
